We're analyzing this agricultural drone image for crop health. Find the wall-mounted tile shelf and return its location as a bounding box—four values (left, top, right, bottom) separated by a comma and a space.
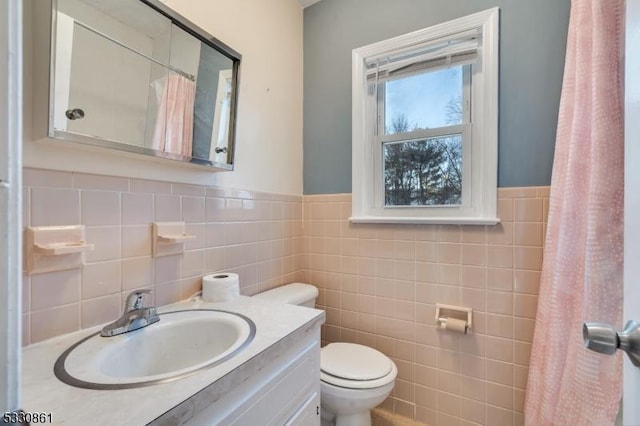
25, 225, 94, 274
34, 242, 94, 255
157, 232, 196, 244
153, 222, 195, 257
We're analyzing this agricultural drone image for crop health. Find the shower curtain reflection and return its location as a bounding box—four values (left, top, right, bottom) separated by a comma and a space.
151, 72, 196, 157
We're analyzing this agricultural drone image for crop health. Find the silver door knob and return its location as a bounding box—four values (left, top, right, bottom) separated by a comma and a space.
583, 320, 640, 367
65, 108, 85, 120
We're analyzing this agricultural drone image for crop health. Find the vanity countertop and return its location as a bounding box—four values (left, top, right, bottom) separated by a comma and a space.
21, 296, 325, 425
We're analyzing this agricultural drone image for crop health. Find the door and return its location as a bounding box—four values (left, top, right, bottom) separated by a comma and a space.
581, 2, 639, 423
0, 0, 23, 415
624, 0, 640, 423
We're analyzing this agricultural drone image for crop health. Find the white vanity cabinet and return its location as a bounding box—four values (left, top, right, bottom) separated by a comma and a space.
185, 321, 321, 426
22, 298, 325, 426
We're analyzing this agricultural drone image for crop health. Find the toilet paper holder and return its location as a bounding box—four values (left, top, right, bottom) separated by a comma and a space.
435, 304, 472, 333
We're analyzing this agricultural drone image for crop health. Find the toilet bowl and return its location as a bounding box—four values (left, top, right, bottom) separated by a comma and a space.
320, 342, 397, 426
253, 283, 397, 426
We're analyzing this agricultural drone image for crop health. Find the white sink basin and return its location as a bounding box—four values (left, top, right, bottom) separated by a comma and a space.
54, 310, 256, 389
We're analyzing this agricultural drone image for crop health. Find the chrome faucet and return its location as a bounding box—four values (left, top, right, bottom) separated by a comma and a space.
101, 289, 160, 337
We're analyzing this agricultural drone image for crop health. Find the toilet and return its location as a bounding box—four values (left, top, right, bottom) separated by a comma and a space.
253, 283, 397, 426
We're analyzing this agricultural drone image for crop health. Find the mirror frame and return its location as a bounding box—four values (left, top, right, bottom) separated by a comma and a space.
47, 0, 241, 171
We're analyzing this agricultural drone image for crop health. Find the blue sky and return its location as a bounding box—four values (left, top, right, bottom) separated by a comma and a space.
385, 66, 462, 132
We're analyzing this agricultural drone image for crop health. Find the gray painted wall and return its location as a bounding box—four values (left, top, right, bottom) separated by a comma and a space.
303, 0, 570, 194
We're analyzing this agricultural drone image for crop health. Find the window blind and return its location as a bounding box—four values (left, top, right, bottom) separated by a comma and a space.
366, 28, 480, 82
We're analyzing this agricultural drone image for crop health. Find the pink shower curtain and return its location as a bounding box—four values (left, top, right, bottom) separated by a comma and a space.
151, 73, 196, 157
524, 1, 624, 425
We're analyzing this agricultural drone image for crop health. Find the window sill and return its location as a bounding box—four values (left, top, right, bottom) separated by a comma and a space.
349, 216, 500, 226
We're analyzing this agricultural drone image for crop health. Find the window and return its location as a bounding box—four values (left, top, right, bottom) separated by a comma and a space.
351, 8, 499, 224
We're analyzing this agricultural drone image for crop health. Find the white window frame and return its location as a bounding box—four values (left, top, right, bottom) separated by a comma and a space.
351, 8, 500, 225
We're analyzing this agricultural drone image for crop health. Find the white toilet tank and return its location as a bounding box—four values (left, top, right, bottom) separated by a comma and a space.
252, 283, 318, 308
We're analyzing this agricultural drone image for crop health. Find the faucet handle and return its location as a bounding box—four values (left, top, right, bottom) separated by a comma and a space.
125, 289, 151, 311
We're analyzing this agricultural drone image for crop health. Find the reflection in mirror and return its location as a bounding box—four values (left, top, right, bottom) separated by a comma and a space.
50, 0, 240, 169
192, 38, 234, 162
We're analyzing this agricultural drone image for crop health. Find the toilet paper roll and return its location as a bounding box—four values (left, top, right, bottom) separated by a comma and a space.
443, 318, 468, 334
202, 273, 240, 302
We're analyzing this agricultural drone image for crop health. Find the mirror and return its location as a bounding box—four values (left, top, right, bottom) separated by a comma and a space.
49, 0, 240, 169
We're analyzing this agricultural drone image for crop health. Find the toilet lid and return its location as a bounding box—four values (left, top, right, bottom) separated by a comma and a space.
321, 343, 392, 381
